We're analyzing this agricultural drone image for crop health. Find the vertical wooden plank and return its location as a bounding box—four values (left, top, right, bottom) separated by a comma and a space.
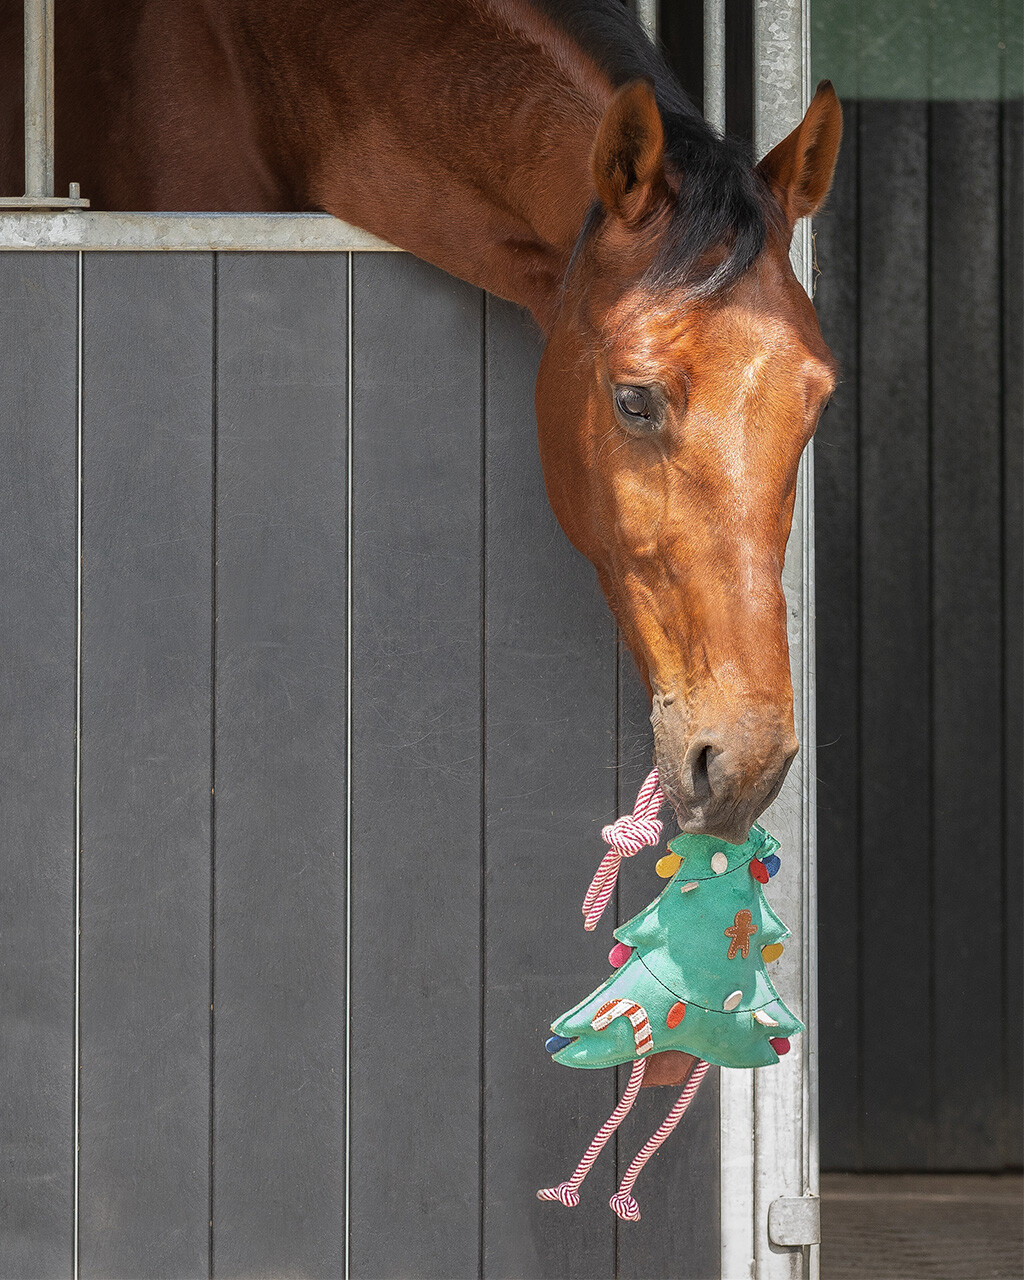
78, 254, 212, 1277
480, 298, 618, 1280
1001, 98, 1023, 1169
812, 101, 862, 1172
929, 100, 1005, 1168
0, 253, 77, 1278
212, 254, 349, 1277
616, 660, 721, 1280
856, 102, 932, 1169
349, 254, 483, 1279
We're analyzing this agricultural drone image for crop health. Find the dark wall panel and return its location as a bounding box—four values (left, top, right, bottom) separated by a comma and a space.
78, 254, 213, 1277
813, 99, 861, 1172
0, 254, 77, 1279
855, 100, 933, 1171
1001, 99, 1023, 1168
212, 254, 349, 1277
349, 254, 484, 1278
481, 298, 618, 1280
815, 97, 1022, 1171
929, 100, 1005, 1168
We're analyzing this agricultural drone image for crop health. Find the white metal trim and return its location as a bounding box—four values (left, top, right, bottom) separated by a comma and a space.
720, 1068, 756, 1280
0, 212, 399, 252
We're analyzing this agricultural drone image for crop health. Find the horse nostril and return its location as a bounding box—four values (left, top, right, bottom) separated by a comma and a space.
688, 744, 713, 805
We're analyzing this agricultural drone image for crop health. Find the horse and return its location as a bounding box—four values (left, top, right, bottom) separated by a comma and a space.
1, 0, 841, 1087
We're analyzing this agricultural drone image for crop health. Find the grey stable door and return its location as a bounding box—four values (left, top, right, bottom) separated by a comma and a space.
0, 249, 720, 1279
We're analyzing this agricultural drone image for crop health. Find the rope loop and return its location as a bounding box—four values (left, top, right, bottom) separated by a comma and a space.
582, 768, 666, 931
600, 811, 663, 857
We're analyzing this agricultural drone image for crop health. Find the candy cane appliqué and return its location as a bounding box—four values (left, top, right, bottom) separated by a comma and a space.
591, 998, 654, 1055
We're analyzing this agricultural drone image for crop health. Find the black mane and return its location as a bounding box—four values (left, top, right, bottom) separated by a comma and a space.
534, 0, 769, 295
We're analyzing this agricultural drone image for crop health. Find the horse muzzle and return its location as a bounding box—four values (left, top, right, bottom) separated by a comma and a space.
651, 693, 798, 844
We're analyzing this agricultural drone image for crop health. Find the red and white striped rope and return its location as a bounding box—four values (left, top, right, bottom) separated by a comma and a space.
536, 1056, 648, 1207
582, 767, 666, 931
591, 998, 654, 1055
609, 1058, 711, 1222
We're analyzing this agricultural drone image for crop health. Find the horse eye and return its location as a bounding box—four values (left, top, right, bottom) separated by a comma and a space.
614, 384, 656, 426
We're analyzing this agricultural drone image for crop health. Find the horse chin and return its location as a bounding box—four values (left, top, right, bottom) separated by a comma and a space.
667, 799, 754, 848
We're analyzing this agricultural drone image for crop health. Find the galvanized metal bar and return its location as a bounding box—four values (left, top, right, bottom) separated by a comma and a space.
754, 2, 816, 1279
0, 212, 398, 251
23, 0, 54, 198
635, 0, 657, 42
0, 0, 88, 206
720, 2, 816, 1279
703, 0, 727, 134
754, 0, 812, 292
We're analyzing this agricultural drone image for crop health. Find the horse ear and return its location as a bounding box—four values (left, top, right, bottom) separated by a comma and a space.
591, 79, 668, 225
756, 80, 843, 224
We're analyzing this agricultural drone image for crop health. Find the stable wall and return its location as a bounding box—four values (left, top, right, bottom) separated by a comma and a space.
0, 249, 722, 1279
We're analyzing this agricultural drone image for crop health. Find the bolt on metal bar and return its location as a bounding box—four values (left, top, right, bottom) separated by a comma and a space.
703, 0, 726, 134
24, 0, 54, 197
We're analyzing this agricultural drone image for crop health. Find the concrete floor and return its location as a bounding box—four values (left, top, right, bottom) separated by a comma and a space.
820, 1173, 1023, 1279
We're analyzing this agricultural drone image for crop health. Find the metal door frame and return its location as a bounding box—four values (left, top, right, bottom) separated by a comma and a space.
0, 2, 819, 1276
710, 5, 820, 1278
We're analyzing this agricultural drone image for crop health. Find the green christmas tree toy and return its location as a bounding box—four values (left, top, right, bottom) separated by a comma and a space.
538, 768, 802, 1221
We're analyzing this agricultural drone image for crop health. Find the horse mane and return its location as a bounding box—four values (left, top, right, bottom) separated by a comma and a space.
532, 0, 771, 296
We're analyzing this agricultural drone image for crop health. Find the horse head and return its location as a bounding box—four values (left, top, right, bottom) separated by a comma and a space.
536, 79, 842, 843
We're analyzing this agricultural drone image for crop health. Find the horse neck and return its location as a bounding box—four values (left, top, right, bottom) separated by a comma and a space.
284, 0, 615, 327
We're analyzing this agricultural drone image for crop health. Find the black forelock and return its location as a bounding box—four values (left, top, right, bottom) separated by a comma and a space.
532, 0, 770, 296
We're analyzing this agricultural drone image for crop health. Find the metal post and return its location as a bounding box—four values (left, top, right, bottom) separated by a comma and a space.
0, 0, 88, 206
755, 0, 817, 1274
753, 0, 812, 291
720, 2, 818, 1278
23, 0, 54, 198
703, 0, 726, 134
636, 0, 657, 42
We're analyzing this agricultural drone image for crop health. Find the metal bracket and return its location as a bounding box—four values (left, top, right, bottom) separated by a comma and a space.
0, 188, 90, 209
1, 2, 90, 209
768, 1195, 821, 1247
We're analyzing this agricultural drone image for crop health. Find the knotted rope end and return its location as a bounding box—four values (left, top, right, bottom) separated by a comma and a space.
610, 1192, 641, 1221
537, 1182, 580, 1207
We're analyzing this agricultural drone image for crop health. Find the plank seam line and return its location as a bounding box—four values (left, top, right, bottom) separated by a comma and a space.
925, 100, 937, 1157
613, 617, 622, 1277
73, 246, 83, 1280
344, 249, 354, 1280
996, 97, 1009, 1165
208, 251, 218, 1280
854, 98, 865, 1172
477, 289, 487, 1280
